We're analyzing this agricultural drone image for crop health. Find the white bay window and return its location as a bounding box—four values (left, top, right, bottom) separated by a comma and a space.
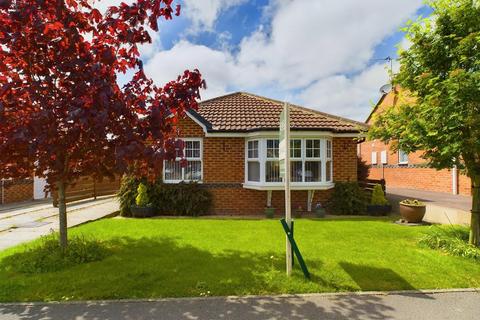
266, 139, 281, 182
245, 137, 333, 189
164, 139, 202, 182
247, 140, 260, 182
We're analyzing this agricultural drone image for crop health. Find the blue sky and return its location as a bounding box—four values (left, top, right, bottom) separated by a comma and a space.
104, 0, 432, 121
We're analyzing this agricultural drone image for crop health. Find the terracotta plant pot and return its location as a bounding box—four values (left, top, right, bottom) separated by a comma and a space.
399, 202, 426, 223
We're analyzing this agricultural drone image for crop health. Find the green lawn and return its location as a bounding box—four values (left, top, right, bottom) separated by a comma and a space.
0, 217, 479, 302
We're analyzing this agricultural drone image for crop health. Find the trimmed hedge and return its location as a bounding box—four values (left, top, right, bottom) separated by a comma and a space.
118, 176, 212, 217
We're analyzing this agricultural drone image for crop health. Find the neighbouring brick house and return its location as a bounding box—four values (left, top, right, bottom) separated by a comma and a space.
169, 92, 365, 215
358, 87, 471, 196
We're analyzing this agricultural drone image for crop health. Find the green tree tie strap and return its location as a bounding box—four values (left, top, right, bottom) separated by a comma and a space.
280, 218, 310, 279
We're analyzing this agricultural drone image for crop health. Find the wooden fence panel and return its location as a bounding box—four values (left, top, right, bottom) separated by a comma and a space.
52, 176, 121, 207
359, 178, 386, 194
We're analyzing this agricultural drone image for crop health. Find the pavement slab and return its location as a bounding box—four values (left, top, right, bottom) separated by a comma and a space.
0, 198, 119, 251
0, 290, 478, 320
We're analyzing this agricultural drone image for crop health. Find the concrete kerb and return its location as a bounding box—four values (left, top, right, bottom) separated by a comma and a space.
0, 288, 478, 306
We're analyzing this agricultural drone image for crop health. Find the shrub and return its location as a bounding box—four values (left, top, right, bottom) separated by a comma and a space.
152, 182, 212, 216
135, 183, 150, 207
418, 226, 480, 261
118, 175, 145, 216
118, 175, 213, 217
328, 182, 367, 215
370, 184, 389, 205
1, 234, 111, 274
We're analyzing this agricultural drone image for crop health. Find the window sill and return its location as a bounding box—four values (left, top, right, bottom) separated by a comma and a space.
242, 182, 334, 191
164, 180, 203, 184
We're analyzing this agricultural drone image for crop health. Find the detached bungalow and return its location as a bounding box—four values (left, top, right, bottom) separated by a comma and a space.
167, 92, 364, 215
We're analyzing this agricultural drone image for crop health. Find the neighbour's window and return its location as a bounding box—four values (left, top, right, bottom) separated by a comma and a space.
398, 150, 408, 164
381, 150, 387, 164
247, 140, 260, 182
371, 151, 377, 164
164, 139, 202, 182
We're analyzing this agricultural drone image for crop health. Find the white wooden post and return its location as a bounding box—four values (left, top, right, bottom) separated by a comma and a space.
284, 103, 292, 276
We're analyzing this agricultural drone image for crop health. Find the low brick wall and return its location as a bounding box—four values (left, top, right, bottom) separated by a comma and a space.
205, 183, 332, 215
369, 166, 471, 196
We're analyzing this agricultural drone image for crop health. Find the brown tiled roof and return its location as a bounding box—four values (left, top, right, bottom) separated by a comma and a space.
191, 92, 366, 133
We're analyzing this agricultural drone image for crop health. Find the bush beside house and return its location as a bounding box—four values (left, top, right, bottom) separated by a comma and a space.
328, 182, 367, 215
118, 176, 212, 217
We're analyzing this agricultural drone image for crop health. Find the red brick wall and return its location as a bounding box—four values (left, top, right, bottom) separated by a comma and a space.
360, 89, 471, 196
207, 187, 332, 216
177, 115, 205, 137
176, 115, 358, 215
333, 137, 357, 181
1, 179, 33, 204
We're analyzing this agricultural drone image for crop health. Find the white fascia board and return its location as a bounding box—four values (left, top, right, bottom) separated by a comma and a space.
185, 110, 209, 133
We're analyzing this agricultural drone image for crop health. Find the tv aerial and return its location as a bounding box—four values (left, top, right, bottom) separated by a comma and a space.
379, 83, 393, 94
373, 56, 394, 94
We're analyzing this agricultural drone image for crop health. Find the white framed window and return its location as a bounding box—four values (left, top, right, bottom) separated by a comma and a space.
398, 150, 409, 164
247, 140, 260, 182
245, 137, 333, 185
381, 150, 387, 164
305, 139, 322, 182
266, 139, 281, 182
371, 151, 377, 164
164, 138, 202, 182
290, 139, 303, 182
326, 140, 333, 182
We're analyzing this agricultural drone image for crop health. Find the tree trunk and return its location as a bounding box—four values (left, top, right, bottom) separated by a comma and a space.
469, 175, 480, 247
57, 181, 68, 250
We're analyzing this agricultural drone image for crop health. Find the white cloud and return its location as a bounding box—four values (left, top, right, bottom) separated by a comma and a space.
298, 64, 391, 121
234, 0, 422, 89
144, 41, 234, 99
144, 0, 423, 120
183, 0, 247, 33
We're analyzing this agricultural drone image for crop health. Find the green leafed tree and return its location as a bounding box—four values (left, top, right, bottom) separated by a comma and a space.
368, 0, 480, 246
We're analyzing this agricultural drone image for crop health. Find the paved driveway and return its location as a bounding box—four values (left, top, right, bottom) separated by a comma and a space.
0, 197, 119, 251
0, 290, 478, 320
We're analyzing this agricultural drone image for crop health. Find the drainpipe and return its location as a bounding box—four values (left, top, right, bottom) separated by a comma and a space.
452, 165, 458, 195
307, 190, 315, 212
